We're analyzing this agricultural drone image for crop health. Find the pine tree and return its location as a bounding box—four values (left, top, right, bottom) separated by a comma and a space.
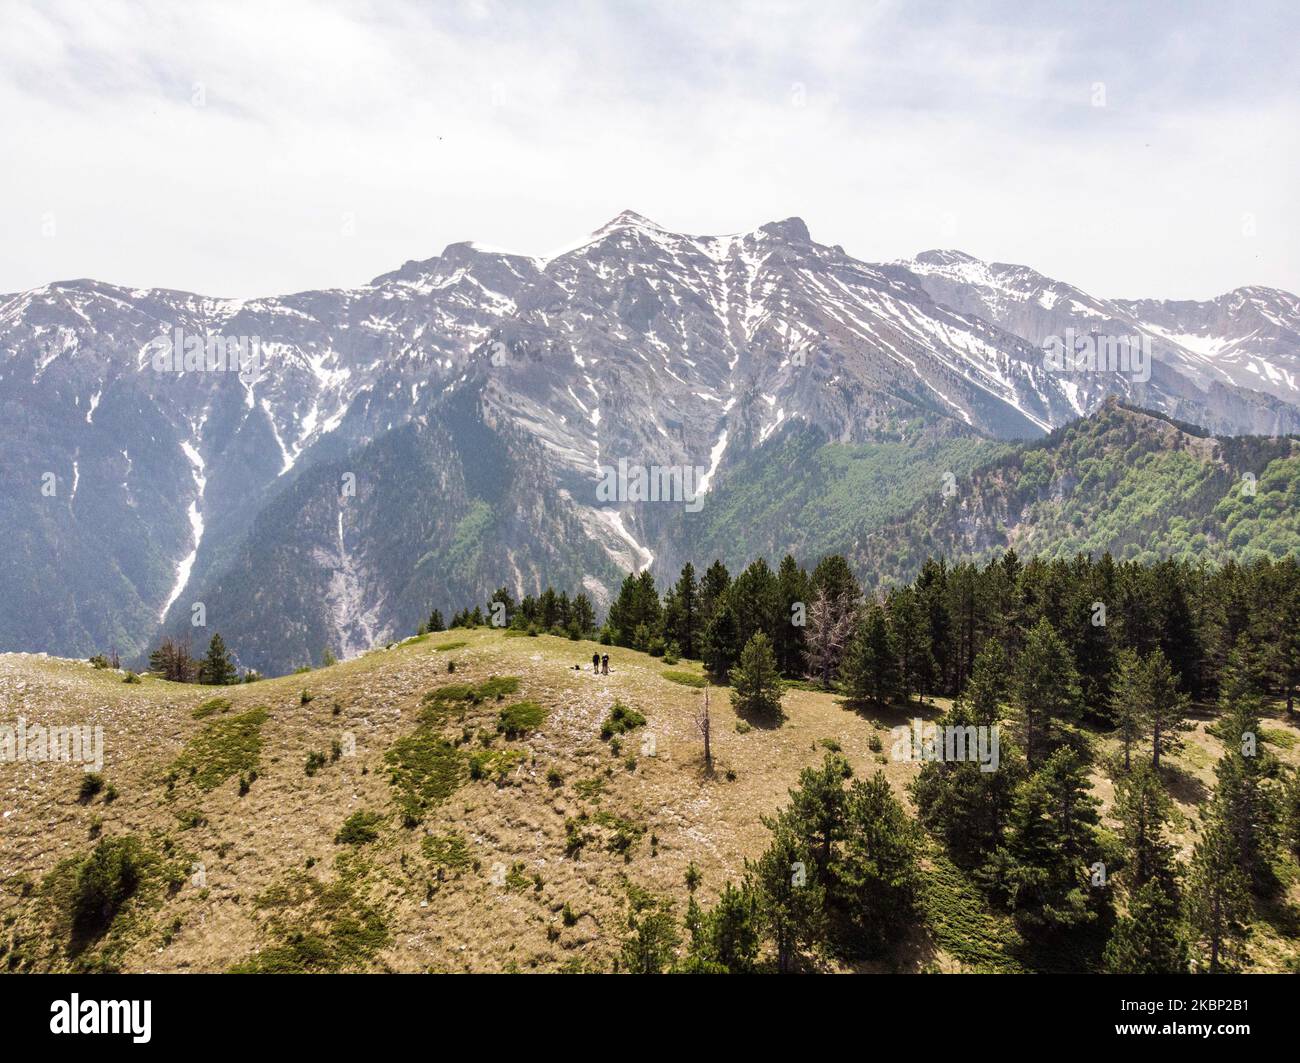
888, 587, 934, 704
1010, 619, 1083, 769
995, 747, 1105, 933
198, 633, 236, 686
487, 587, 515, 628
1113, 762, 1177, 890
1185, 819, 1251, 973
840, 603, 897, 706
698, 560, 731, 628
1210, 677, 1279, 894
1109, 648, 1144, 772
148, 636, 196, 683
774, 554, 811, 677
749, 819, 825, 973
571, 593, 596, 636
702, 601, 741, 681
1143, 649, 1190, 770
427, 608, 445, 633
730, 558, 780, 650
666, 562, 701, 659
1103, 878, 1189, 974
618, 893, 680, 974
835, 771, 922, 956
607, 573, 640, 647
810, 553, 860, 608
910, 643, 1018, 868
784, 753, 852, 882
687, 881, 761, 973
730, 632, 783, 721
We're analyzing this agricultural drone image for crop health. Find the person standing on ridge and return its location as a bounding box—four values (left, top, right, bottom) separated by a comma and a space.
592, 651, 600, 672
601, 653, 609, 675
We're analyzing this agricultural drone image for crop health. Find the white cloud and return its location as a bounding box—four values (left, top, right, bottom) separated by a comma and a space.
0, 0, 1296, 299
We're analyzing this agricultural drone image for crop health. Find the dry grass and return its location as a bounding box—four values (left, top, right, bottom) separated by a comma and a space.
1, 633, 1296, 972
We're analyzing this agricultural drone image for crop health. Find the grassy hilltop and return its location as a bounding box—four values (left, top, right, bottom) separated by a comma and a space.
2, 628, 1298, 973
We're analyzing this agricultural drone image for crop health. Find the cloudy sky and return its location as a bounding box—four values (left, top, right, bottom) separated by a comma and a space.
1, 0, 1296, 300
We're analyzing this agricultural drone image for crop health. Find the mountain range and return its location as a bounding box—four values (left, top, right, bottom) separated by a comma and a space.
3, 211, 1299, 674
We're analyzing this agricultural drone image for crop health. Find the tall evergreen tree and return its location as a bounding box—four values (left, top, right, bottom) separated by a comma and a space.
1010, 619, 1083, 769
774, 554, 811, 677
730, 632, 784, 722
1113, 763, 1177, 890
1103, 878, 1189, 974
1143, 649, 1190, 770
666, 563, 701, 659
702, 601, 741, 681
1211, 669, 1279, 894
810, 554, 860, 608
749, 819, 825, 973
783, 753, 852, 882
729, 558, 780, 650
1185, 819, 1251, 973
995, 747, 1105, 933
888, 587, 934, 704
198, 633, 237, 686
910, 642, 1018, 867
1109, 648, 1144, 772
840, 603, 898, 707
698, 560, 731, 628
835, 771, 922, 956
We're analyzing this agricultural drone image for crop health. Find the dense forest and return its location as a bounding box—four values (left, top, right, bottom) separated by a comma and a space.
471, 549, 1300, 972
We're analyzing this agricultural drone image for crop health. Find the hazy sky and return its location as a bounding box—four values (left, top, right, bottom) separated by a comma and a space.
1, 0, 1296, 300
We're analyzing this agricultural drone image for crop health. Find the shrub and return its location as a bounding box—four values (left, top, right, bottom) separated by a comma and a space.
70, 837, 143, 943
300, 690, 315, 705
478, 676, 521, 701
172, 708, 269, 792
192, 696, 231, 719
335, 810, 383, 845
600, 701, 646, 739
497, 700, 546, 738
385, 732, 465, 824
122, 671, 142, 684
78, 774, 104, 803
305, 751, 328, 776
468, 748, 525, 783
662, 670, 707, 688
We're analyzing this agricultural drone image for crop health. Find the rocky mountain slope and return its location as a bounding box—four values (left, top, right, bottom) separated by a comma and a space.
3, 213, 1298, 673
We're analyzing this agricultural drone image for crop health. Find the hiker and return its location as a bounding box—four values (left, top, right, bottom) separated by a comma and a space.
592, 652, 600, 672
601, 654, 609, 675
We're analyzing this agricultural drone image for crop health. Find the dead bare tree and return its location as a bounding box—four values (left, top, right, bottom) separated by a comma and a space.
695, 689, 712, 771
803, 588, 858, 689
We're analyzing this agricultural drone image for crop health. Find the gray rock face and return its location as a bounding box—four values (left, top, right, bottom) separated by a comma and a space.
2, 214, 1297, 672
